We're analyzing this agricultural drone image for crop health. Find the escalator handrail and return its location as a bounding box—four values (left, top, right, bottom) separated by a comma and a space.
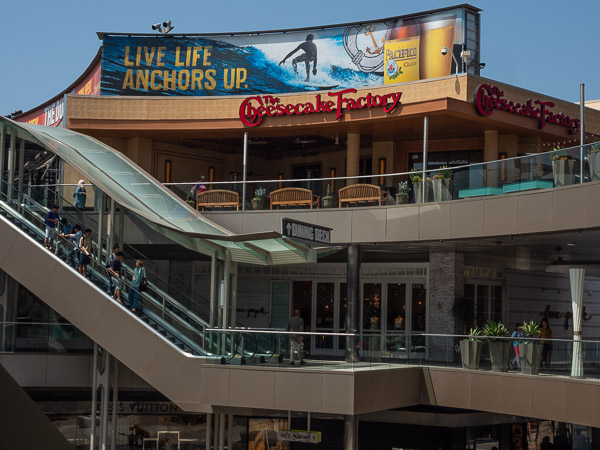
10, 184, 210, 333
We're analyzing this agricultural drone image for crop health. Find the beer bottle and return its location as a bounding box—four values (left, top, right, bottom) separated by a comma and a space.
384, 19, 420, 84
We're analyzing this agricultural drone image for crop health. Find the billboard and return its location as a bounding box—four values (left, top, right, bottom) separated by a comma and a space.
101, 6, 476, 97
17, 61, 101, 127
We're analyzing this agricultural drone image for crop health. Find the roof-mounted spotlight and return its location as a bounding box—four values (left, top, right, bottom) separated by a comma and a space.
151, 20, 174, 35
162, 20, 174, 34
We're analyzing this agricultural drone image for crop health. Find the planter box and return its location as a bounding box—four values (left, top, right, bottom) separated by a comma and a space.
432, 178, 453, 202
322, 197, 333, 208
252, 198, 265, 210
552, 159, 576, 187
589, 152, 600, 181
488, 341, 510, 372
395, 194, 409, 204
413, 181, 433, 204
519, 342, 542, 375
460, 340, 483, 370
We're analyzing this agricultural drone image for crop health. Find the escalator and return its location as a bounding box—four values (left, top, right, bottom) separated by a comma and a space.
0, 180, 282, 367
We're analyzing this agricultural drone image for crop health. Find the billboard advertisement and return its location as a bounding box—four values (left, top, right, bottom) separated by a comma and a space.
248, 418, 289, 450
101, 6, 475, 97
17, 61, 101, 127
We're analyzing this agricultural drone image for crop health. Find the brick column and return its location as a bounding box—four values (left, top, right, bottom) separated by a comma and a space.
428, 251, 465, 362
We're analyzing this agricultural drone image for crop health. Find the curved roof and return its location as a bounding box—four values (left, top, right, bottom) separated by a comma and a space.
1, 117, 333, 264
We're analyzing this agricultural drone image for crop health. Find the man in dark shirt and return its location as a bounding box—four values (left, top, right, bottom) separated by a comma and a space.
286, 309, 306, 365
279, 34, 318, 82
44, 205, 59, 251
107, 251, 124, 304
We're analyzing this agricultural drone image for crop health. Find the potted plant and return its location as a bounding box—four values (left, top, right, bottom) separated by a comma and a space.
589, 142, 600, 181
432, 166, 453, 202
410, 169, 432, 204
551, 149, 576, 187
252, 187, 267, 210
322, 184, 334, 208
395, 181, 410, 204
483, 320, 510, 372
519, 320, 542, 375
460, 326, 484, 370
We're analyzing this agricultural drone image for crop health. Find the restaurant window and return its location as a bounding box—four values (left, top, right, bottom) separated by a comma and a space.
359, 157, 372, 183
164, 160, 171, 183
465, 283, 502, 326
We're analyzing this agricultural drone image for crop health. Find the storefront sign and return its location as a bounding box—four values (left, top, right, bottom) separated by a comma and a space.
282, 218, 332, 246
100, 6, 475, 97
279, 430, 321, 444
239, 88, 402, 126
541, 304, 595, 330
474, 84, 580, 134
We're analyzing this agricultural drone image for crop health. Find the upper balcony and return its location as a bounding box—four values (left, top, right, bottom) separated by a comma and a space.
170, 144, 600, 245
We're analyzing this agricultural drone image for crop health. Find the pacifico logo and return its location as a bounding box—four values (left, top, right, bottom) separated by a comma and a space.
239, 88, 402, 127
474, 84, 580, 135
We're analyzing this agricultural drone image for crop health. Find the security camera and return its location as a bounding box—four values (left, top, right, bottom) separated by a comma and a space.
152, 23, 161, 31
441, 47, 448, 56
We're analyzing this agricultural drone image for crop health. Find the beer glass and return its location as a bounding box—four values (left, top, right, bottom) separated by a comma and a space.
419, 15, 456, 79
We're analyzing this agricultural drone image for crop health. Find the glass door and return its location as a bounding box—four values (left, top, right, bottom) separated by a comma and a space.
409, 282, 427, 357
385, 283, 407, 357
291, 281, 311, 358
361, 283, 382, 358
313, 282, 335, 356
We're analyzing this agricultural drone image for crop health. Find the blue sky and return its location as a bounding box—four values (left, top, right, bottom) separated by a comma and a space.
1, 0, 598, 115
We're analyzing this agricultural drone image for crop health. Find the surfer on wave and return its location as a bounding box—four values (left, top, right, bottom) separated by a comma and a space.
279, 34, 318, 82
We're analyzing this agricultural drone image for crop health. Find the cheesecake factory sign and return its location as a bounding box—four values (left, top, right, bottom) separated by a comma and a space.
239, 88, 403, 127
474, 84, 581, 135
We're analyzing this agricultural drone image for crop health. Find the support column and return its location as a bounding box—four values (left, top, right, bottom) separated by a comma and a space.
97, 191, 105, 266
227, 414, 234, 450
429, 251, 465, 362
7, 132, 16, 200
345, 245, 361, 362
206, 413, 212, 450
0, 125, 5, 195
218, 413, 225, 450
110, 362, 119, 450
346, 132, 360, 185
214, 414, 220, 450
90, 343, 99, 450
230, 262, 238, 328
343, 415, 358, 450
108, 198, 116, 256
484, 130, 499, 187
570, 268, 585, 378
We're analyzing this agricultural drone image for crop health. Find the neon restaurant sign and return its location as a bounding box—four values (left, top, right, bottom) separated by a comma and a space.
474, 84, 580, 135
239, 88, 403, 127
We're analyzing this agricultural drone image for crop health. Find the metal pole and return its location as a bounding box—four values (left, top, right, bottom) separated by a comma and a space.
110, 360, 118, 450
580, 83, 585, 184
17, 138, 25, 207
7, 132, 16, 201
100, 353, 111, 450
0, 125, 5, 195
118, 205, 125, 248
343, 415, 358, 450
307, 412, 311, 432
242, 132, 248, 211
230, 263, 238, 328
90, 343, 98, 450
206, 413, 212, 450
97, 191, 105, 265
422, 116, 429, 203
108, 198, 116, 255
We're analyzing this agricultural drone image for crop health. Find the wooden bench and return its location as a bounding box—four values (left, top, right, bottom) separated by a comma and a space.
196, 190, 239, 211
270, 188, 320, 209
338, 184, 381, 207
